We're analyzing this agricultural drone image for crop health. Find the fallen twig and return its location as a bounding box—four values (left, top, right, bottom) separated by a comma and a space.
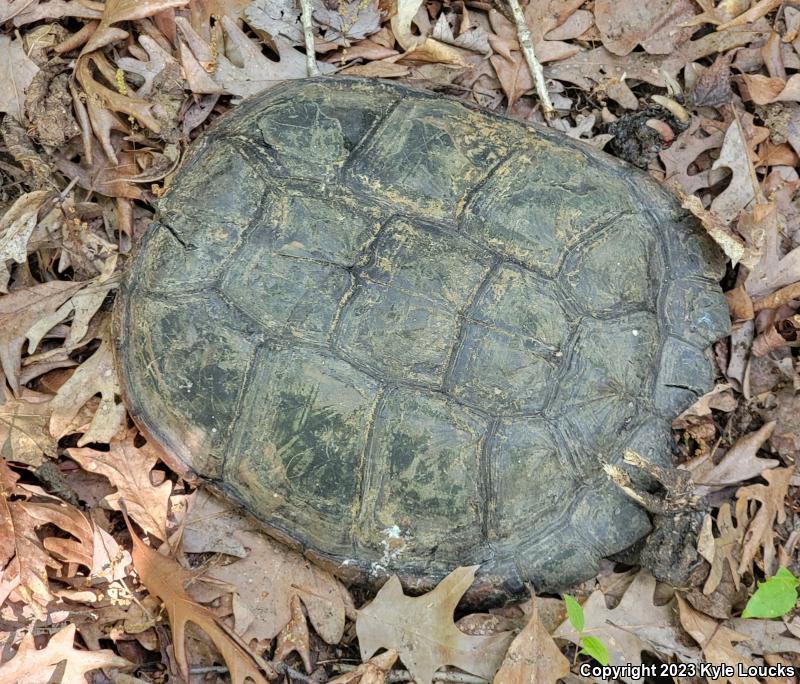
298, 0, 320, 76
505, 0, 554, 122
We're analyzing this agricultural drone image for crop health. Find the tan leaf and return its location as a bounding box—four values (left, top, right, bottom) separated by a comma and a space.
67, 430, 171, 540
127, 517, 272, 684
329, 650, 398, 684
675, 188, 752, 267
710, 112, 760, 224
554, 570, 700, 667
594, 0, 696, 56
694, 422, 779, 490
735, 466, 793, 576
49, 324, 125, 446
493, 595, 569, 684
91, 523, 132, 583
0, 279, 85, 395
81, 0, 189, 54
274, 594, 312, 672
176, 15, 313, 100
701, 503, 747, 595
0, 190, 50, 271
75, 53, 161, 163
676, 596, 754, 684
25, 262, 119, 354
0, 33, 39, 117
356, 567, 513, 684
0, 624, 128, 683
187, 490, 353, 644
0, 387, 55, 467
547, 26, 764, 109
9, 0, 102, 26
0, 459, 93, 618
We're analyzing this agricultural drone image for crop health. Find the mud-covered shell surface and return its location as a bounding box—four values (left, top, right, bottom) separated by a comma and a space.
116, 77, 729, 600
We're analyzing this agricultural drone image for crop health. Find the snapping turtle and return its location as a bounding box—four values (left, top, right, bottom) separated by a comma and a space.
114, 77, 729, 601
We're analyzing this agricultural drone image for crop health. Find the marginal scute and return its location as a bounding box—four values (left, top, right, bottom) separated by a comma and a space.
116, 77, 730, 599
555, 312, 660, 460
655, 336, 715, 413
570, 485, 652, 556
159, 142, 267, 244
490, 419, 575, 539
123, 293, 256, 477
663, 277, 731, 347
250, 80, 399, 181
226, 345, 378, 555
562, 216, 662, 316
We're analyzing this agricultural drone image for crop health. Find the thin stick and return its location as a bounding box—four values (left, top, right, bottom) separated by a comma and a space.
298, 0, 320, 76
505, 0, 554, 122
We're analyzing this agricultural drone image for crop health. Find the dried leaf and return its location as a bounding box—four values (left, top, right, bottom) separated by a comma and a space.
554, 571, 699, 668
676, 595, 754, 684
128, 518, 271, 684
188, 490, 353, 644
329, 650, 398, 684
177, 15, 316, 100
594, 0, 696, 56
389, 0, 467, 64
0, 387, 55, 467
0, 279, 85, 395
0, 460, 93, 617
0, 33, 39, 117
701, 503, 746, 595
357, 567, 513, 684
81, 0, 189, 54
49, 325, 125, 446
245, 0, 303, 44
547, 26, 765, 109
493, 596, 569, 684
692, 50, 735, 107
67, 430, 171, 540
274, 594, 312, 672
694, 422, 779, 489
711, 113, 759, 223
0, 624, 128, 683
736, 467, 793, 576
676, 190, 751, 266
0, 191, 50, 273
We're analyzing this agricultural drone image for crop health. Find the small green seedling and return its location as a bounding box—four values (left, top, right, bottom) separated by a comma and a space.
563, 595, 609, 666
742, 567, 799, 619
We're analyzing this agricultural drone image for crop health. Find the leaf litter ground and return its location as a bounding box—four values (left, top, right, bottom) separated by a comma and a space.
0, 0, 799, 683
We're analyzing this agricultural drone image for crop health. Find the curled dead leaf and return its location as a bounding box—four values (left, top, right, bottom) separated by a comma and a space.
126, 514, 273, 684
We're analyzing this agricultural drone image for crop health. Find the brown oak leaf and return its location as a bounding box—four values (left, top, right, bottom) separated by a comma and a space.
0, 624, 128, 683
0, 387, 55, 467
68, 430, 171, 540
735, 466, 793, 577
0, 279, 85, 395
127, 515, 272, 684
50, 324, 125, 447
0, 459, 93, 618
554, 571, 700, 669
493, 595, 569, 684
186, 490, 354, 645
357, 566, 512, 684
